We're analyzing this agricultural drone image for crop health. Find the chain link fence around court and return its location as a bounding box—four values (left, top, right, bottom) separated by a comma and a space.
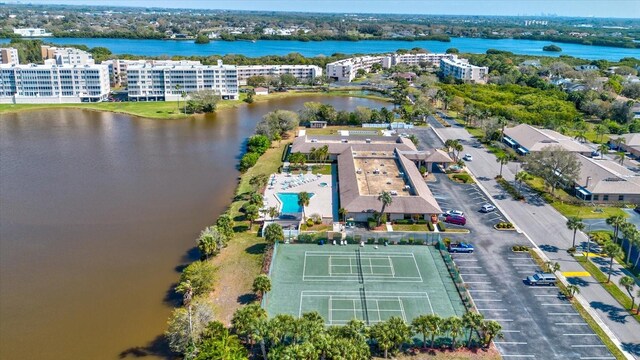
437, 239, 476, 312
295, 231, 442, 246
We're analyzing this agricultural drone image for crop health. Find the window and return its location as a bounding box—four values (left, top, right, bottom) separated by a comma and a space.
603, 195, 609, 201
593, 195, 599, 201
618, 195, 624, 201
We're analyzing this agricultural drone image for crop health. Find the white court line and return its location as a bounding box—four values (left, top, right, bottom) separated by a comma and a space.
563, 334, 597, 336
397, 297, 407, 322
352, 299, 357, 321
388, 256, 395, 277
426, 292, 435, 315
328, 295, 333, 324
303, 253, 308, 280
375, 299, 381, 322
369, 257, 373, 275
571, 345, 606, 348
411, 253, 423, 282
556, 323, 588, 326
548, 313, 580, 316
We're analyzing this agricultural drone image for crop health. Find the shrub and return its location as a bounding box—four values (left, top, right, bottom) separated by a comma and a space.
310, 213, 322, 224
443, 237, 452, 247
512, 245, 530, 252
427, 222, 435, 231
368, 221, 377, 229
394, 219, 412, 225
497, 178, 525, 200
246, 135, 271, 155
416, 219, 427, 224
239, 152, 260, 172
298, 234, 313, 243
367, 237, 375, 244
452, 173, 472, 183
306, 218, 314, 227
567, 246, 577, 254
437, 222, 446, 232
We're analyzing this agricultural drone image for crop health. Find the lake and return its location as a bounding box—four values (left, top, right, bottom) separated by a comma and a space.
0, 95, 387, 359
1, 37, 638, 61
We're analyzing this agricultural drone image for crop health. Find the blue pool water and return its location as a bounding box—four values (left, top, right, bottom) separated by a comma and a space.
278, 192, 314, 213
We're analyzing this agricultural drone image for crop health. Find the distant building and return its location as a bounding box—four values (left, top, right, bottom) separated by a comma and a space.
236, 64, 322, 85
13, 28, 52, 37
573, 155, 640, 204
503, 124, 592, 156
41, 45, 94, 66
126, 60, 239, 101
0, 63, 110, 104
102, 59, 201, 86
382, 53, 457, 68
309, 121, 327, 128
609, 133, 640, 159
574, 64, 599, 72
439, 58, 488, 82
520, 59, 542, 68
253, 87, 269, 95
0, 48, 19, 65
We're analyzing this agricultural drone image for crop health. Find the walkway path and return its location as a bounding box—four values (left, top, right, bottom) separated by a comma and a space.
432, 126, 640, 359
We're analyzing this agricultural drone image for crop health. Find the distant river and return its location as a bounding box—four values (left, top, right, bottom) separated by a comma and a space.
1, 37, 638, 61
0, 96, 387, 360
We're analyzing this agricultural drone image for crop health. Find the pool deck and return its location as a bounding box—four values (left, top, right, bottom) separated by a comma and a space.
263, 172, 334, 220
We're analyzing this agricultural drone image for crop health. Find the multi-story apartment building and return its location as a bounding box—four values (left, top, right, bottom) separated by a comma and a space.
382, 53, 457, 68
440, 57, 488, 82
41, 46, 95, 66
102, 59, 202, 86
236, 64, 322, 85
326, 56, 386, 82
0, 63, 111, 104
13, 28, 52, 37
126, 60, 239, 101
0, 48, 19, 65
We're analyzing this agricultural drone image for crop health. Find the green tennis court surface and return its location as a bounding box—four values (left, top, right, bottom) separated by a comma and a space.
266, 244, 465, 326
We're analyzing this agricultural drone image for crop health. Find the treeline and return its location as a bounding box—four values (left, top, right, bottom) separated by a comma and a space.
514, 34, 640, 49
298, 101, 397, 126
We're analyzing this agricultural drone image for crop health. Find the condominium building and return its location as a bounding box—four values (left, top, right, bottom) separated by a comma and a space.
41, 45, 95, 66
0, 48, 19, 65
126, 60, 239, 101
382, 53, 457, 68
326, 56, 386, 82
102, 59, 201, 86
13, 28, 53, 37
439, 57, 488, 82
236, 64, 322, 85
0, 63, 110, 104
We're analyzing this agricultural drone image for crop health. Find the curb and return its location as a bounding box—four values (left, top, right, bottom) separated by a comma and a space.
431, 127, 633, 360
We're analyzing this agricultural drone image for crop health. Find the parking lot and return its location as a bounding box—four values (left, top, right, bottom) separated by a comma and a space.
427, 167, 614, 359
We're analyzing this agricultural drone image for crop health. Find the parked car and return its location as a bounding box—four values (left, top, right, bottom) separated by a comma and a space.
591, 150, 600, 158
524, 273, 557, 286
448, 242, 474, 253
634, 205, 640, 214
480, 204, 496, 213
444, 210, 465, 217
444, 215, 466, 226
463, 154, 473, 161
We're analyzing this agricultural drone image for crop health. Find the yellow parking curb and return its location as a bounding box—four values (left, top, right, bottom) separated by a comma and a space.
562, 271, 591, 277
582, 252, 603, 258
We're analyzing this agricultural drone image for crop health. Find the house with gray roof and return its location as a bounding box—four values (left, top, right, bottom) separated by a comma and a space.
610, 133, 640, 159
573, 155, 640, 204
503, 124, 592, 156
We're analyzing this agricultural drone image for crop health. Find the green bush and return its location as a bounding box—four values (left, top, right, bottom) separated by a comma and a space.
416, 219, 427, 224
394, 219, 412, 225
437, 222, 446, 232
368, 221, 377, 229
497, 178, 525, 200
512, 245, 530, 251
367, 238, 375, 244
306, 218, 314, 227
427, 222, 435, 231
239, 152, 261, 172
452, 173, 472, 183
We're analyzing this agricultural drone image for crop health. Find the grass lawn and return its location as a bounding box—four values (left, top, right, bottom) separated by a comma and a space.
464, 126, 485, 139
529, 250, 628, 360
393, 224, 432, 232
311, 164, 333, 175
299, 224, 331, 232
575, 256, 640, 323
304, 126, 382, 136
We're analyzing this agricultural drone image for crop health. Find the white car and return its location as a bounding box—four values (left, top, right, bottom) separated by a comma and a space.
463, 154, 473, 161
444, 210, 465, 217
480, 204, 496, 213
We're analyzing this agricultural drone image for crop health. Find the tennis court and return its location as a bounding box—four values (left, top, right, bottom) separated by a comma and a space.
266, 244, 465, 326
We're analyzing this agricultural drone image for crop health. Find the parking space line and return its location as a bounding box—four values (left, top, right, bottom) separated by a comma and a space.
501, 330, 521, 333
501, 356, 534, 358
458, 266, 482, 269
555, 323, 588, 326
534, 294, 558, 297
579, 357, 615, 359
459, 273, 487, 276
465, 281, 492, 284
541, 303, 572, 306
549, 313, 580, 316
494, 341, 527, 345
477, 308, 508, 311
485, 318, 513, 321
453, 259, 478, 262
468, 289, 496, 293
474, 299, 502, 302
563, 334, 597, 336
571, 345, 606, 348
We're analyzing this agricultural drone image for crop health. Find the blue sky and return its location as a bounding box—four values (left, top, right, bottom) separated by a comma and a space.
15, 0, 640, 18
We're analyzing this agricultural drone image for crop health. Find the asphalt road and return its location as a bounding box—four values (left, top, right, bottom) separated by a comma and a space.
428, 171, 614, 359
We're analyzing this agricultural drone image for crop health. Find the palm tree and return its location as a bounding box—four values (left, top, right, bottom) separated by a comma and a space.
297, 192, 311, 221
614, 136, 626, 150
338, 207, 348, 223
497, 116, 508, 142
369, 321, 394, 359
444, 316, 463, 350
231, 303, 267, 344
619, 276, 636, 313
603, 242, 623, 283
575, 131, 587, 143
622, 226, 639, 264
267, 206, 279, 220
515, 171, 528, 192
606, 215, 626, 245
175, 84, 182, 111
181, 91, 188, 114
595, 124, 608, 143
175, 280, 194, 348
377, 191, 393, 226
443, 139, 455, 158
453, 142, 464, 161
196, 228, 217, 259
462, 312, 484, 348
252, 274, 272, 299
544, 261, 561, 273
566, 216, 585, 249
480, 320, 503, 348
598, 143, 609, 159
496, 153, 510, 178
566, 284, 580, 299
412, 314, 441, 349
615, 151, 626, 165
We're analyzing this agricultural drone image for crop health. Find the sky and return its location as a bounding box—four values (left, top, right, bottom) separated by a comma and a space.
12, 0, 640, 18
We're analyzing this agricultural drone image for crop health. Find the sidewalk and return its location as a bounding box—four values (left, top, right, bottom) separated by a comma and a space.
434, 127, 640, 359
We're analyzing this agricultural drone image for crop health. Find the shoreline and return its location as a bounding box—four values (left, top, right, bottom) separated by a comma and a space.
0, 89, 391, 120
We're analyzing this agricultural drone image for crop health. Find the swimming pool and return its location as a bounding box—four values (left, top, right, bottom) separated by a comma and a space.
278, 192, 314, 213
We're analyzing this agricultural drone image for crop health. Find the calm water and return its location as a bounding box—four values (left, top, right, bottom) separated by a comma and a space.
0, 96, 386, 360
1, 37, 638, 61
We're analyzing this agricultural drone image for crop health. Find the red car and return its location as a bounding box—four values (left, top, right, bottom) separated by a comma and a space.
444, 215, 466, 226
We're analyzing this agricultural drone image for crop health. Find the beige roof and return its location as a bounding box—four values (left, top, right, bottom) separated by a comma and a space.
291, 135, 416, 155
337, 148, 442, 215
575, 155, 640, 195
610, 133, 640, 153
399, 149, 454, 163
504, 124, 591, 153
